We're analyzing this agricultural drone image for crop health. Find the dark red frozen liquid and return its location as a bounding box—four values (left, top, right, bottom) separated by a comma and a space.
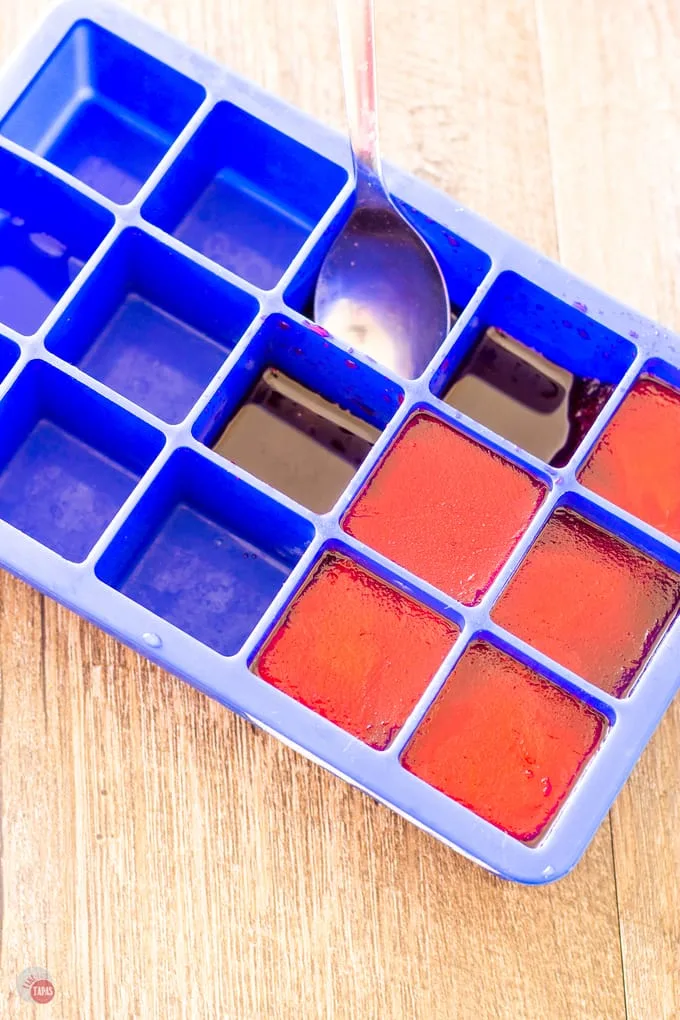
401, 642, 606, 843
579, 376, 680, 541
493, 508, 680, 696
255, 553, 459, 749
343, 412, 547, 605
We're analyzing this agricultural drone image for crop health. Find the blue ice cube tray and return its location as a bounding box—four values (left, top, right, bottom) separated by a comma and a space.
0, 0, 678, 884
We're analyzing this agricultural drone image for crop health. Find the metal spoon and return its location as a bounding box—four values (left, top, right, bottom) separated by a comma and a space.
313, 0, 450, 379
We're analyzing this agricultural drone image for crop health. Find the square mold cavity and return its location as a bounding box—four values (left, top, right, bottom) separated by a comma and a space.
579, 365, 680, 543
96, 448, 315, 656
0, 333, 20, 380
431, 272, 637, 466
0, 21, 205, 204
255, 551, 459, 749
193, 314, 403, 514
0, 147, 113, 335
343, 411, 547, 605
493, 506, 680, 697
0, 361, 163, 561
401, 640, 607, 843
142, 102, 348, 290
285, 200, 492, 330
46, 228, 259, 423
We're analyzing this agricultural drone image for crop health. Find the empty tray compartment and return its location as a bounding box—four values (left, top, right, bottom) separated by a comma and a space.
142, 102, 347, 289
0, 333, 20, 381
0, 361, 164, 560
45, 228, 258, 423
0, 147, 113, 334
431, 272, 637, 465
96, 447, 315, 655
0, 21, 206, 203
193, 314, 403, 513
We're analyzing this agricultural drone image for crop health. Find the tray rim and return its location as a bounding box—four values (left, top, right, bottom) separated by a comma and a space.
0, 0, 677, 885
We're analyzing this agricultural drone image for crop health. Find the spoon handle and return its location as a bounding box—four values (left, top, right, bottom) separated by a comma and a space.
336, 0, 382, 181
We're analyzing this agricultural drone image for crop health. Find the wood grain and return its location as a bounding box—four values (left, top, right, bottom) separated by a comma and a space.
0, 1, 675, 1017
536, 3, 680, 1018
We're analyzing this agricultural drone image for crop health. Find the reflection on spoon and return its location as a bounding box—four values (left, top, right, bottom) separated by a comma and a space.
314, 0, 449, 379
321, 297, 404, 373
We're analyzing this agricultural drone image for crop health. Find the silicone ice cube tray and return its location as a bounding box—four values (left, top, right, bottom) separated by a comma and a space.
1, 0, 679, 884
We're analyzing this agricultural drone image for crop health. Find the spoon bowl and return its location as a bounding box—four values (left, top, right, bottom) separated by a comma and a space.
313, 0, 450, 379
315, 184, 450, 378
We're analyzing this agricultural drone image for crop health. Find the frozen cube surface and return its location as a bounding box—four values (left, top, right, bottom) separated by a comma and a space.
580, 376, 680, 542
493, 508, 680, 696
256, 554, 459, 749
402, 642, 606, 842
343, 412, 547, 604
0, 22, 205, 203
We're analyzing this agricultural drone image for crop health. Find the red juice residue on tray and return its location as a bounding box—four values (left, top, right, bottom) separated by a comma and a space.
493, 508, 680, 696
401, 642, 606, 843
553, 375, 615, 467
579, 376, 680, 541
255, 553, 459, 749
343, 412, 547, 605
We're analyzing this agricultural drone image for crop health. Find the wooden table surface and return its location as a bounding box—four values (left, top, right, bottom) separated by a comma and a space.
0, 1, 678, 1017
